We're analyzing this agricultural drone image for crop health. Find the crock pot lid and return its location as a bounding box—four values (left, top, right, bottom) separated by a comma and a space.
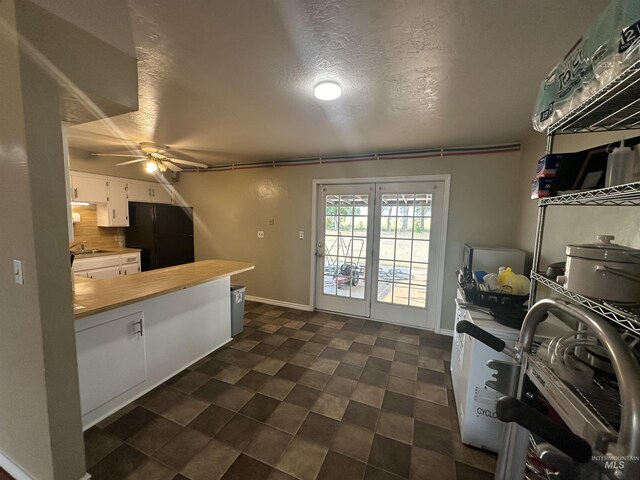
566, 235, 640, 262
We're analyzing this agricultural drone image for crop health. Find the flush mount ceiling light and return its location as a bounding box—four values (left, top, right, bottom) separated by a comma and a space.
314, 81, 341, 101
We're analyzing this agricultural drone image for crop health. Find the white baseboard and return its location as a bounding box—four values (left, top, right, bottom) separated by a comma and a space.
0, 451, 31, 480
245, 295, 312, 312
1, 442, 91, 480
438, 328, 454, 337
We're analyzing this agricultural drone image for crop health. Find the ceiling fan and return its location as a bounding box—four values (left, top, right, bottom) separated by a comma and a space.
92, 142, 209, 173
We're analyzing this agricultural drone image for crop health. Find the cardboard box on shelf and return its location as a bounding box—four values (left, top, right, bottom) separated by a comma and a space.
531, 177, 554, 199
536, 154, 563, 178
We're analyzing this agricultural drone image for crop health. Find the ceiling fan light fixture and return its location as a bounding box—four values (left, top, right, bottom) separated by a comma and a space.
314, 81, 341, 101
145, 159, 159, 173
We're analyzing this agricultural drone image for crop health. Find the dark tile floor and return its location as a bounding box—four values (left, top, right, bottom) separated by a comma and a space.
84, 302, 497, 480
0, 468, 13, 480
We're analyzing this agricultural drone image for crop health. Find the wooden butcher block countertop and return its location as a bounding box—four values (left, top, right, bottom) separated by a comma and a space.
73, 260, 254, 319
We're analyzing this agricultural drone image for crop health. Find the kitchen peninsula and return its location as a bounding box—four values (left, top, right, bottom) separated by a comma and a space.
73, 259, 254, 427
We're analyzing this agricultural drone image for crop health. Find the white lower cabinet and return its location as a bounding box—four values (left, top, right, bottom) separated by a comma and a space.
73, 252, 140, 278
121, 264, 140, 275
86, 266, 121, 279
76, 278, 231, 427
76, 312, 146, 415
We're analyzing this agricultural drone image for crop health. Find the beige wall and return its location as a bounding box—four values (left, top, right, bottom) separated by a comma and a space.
0, 2, 85, 478
176, 151, 522, 331
515, 130, 640, 272
0, 1, 139, 478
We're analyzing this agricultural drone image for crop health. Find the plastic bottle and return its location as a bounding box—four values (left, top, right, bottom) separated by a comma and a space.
605, 139, 635, 187
632, 145, 640, 182
498, 267, 517, 293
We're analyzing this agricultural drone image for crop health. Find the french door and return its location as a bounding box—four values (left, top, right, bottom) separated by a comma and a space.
315, 180, 446, 329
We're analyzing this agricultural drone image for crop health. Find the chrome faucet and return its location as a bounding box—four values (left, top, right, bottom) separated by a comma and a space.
70, 241, 87, 252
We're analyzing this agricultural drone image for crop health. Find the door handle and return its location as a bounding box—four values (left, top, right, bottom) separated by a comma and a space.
134, 319, 143, 337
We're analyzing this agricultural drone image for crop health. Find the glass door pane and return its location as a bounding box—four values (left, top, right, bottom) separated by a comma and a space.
376, 193, 432, 308
316, 184, 374, 317
370, 181, 444, 329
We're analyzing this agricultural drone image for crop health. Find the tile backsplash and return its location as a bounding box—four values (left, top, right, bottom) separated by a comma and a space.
70, 205, 124, 250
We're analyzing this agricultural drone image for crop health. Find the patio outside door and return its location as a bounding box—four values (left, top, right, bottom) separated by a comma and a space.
314, 184, 374, 317
315, 180, 446, 329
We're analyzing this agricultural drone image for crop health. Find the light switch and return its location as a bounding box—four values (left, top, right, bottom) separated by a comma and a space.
258, 231, 264, 239
13, 259, 24, 285
269, 217, 275, 225
299, 231, 304, 240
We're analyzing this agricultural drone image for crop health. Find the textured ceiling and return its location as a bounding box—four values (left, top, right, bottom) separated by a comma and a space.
51, 0, 610, 165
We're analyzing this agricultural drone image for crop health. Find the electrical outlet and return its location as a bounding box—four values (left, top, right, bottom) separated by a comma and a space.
299, 231, 304, 240
258, 231, 264, 239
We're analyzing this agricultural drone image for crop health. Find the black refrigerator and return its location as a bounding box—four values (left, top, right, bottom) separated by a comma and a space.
125, 202, 195, 271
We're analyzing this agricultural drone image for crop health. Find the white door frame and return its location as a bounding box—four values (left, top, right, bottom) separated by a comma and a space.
309, 175, 451, 333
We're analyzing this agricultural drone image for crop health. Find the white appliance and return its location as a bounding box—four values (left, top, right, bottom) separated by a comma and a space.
450, 291, 572, 452
463, 244, 526, 275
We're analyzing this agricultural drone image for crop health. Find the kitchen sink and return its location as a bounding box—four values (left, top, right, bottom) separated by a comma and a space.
72, 249, 114, 255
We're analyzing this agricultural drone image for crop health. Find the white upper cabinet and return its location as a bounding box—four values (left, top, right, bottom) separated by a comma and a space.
127, 181, 153, 202
127, 180, 173, 204
97, 179, 129, 227
150, 184, 173, 204
71, 173, 108, 203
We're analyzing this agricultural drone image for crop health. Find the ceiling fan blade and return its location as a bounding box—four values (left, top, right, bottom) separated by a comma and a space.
166, 157, 208, 168
92, 153, 142, 158
116, 158, 147, 166
164, 161, 183, 172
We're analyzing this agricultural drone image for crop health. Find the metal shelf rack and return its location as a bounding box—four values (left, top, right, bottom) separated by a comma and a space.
548, 58, 640, 134
530, 61, 640, 338
539, 181, 640, 206
530, 272, 640, 335
498, 31, 640, 480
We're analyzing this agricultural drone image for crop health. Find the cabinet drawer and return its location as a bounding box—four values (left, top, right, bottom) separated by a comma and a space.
73, 255, 120, 272
120, 253, 140, 265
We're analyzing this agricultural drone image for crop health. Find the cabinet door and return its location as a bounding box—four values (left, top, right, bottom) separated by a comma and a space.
76, 312, 146, 415
87, 266, 121, 279
127, 181, 152, 202
97, 180, 129, 227
151, 185, 173, 204
71, 174, 108, 203
109, 180, 129, 226
121, 264, 140, 276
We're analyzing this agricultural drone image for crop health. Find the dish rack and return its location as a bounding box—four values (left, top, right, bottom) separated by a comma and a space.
498, 46, 640, 480
456, 272, 529, 308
